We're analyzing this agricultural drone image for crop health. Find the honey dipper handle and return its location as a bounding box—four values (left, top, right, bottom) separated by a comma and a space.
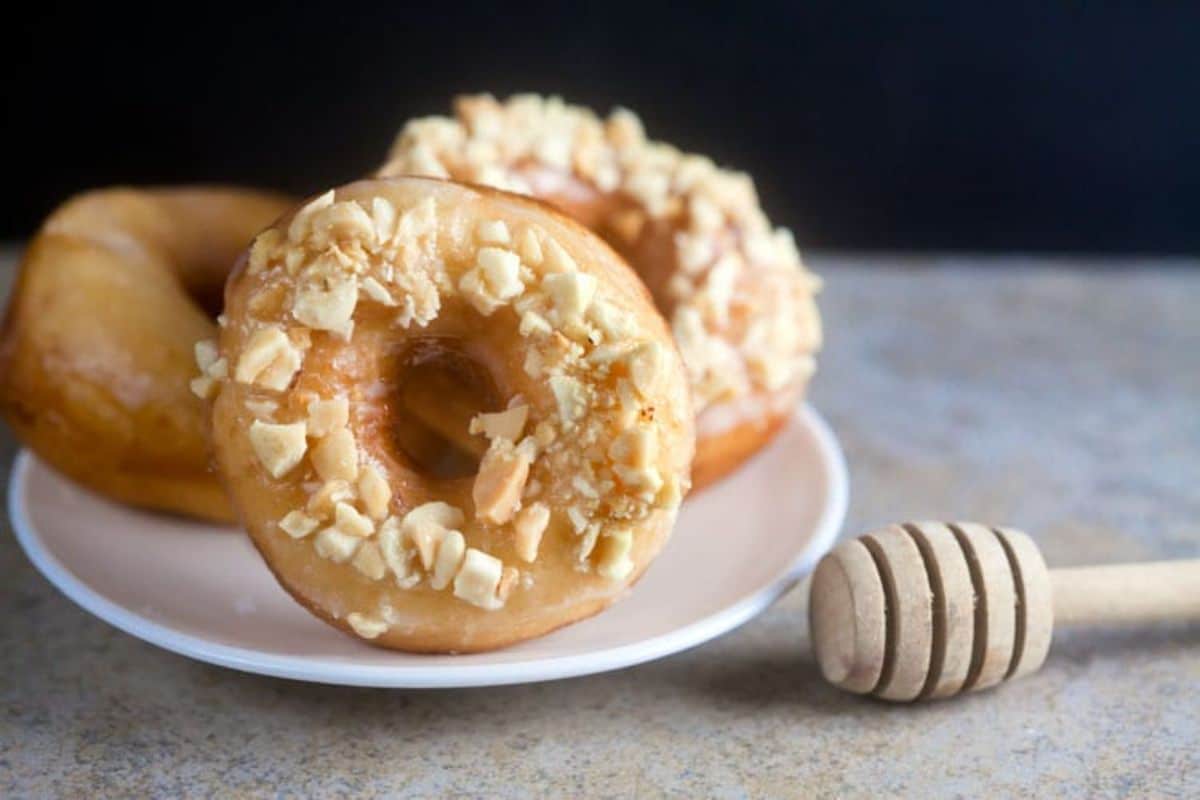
1050, 560, 1200, 626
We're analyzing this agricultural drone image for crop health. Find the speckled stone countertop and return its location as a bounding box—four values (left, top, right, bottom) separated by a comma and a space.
1, 250, 1197, 798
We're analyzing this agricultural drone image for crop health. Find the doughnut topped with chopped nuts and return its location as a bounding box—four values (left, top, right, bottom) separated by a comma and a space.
378, 94, 822, 488
204, 177, 693, 652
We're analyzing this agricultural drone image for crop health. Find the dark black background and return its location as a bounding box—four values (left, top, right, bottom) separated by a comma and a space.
7, 3, 1200, 253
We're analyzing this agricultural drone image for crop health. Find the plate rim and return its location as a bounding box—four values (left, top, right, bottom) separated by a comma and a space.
7, 404, 847, 688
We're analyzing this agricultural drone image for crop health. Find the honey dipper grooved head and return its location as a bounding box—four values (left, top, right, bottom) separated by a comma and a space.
809, 522, 1053, 701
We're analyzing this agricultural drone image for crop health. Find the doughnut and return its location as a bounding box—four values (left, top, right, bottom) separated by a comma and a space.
206, 177, 694, 652
0, 187, 292, 521
378, 94, 822, 488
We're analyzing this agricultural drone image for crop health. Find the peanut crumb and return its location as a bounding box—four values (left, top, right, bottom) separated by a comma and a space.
235, 327, 302, 391
548, 375, 588, 427
293, 274, 358, 336
279, 510, 319, 539
476, 219, 511, 245
399, 502, 464, 569
543, 271, 598, 324
517, 227, 543, 265
453, 548, 505, 609
360, 276, 397, 306
357, 464, 392, 520
306, 397, 349, 438
311, 427, 359, 482
542, 238, 578, 273
496, 566, 520, 602
351, 541, 387, 581
248, 421, 307, 478
472, 439, 532, 524
346, 612, 388, 639
307, 479, 354, 519
513, 502, 550, 562
377, 516, 413, 584
430, 530, 466, 590
314, 526, 360, 563
189, 376, 216, 399
468, 405, 528, 443
595, 528, 634, 580
334, 501, 374, 538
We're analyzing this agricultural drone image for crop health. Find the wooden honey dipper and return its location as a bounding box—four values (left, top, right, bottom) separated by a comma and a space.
808, 521, 1200, 702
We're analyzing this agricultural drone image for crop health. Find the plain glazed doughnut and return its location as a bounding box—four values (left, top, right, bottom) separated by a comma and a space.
207, 177, 693, 652
378, 94, 822, 488
0, 187, 292, 521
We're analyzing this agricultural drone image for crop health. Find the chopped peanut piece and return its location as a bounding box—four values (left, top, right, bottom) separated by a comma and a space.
430, 530, 466, 590
189, 376, 215, 399
609, 426, 658, 470
513, 502, 549, 562
577, 523, 602, 562
371, 196, 397, 242
194, 339, 219, 372
311, 427, 359, 482
346, 612, 388, 639
307, 479, 354, 519
248, 421, 307, 478
472, 439, 532, 525
543, 271, 597, 323
377, 517, 413, 585
205, 358, 228, 380
517, 227, 543, 265
688, 194, 724, 232
314, 526, 360, 563
627, 341, 666, 397
334, 501, 374, 538
477, 247, 522, 293
496, 566, 520, 602
399, 502, 465, 569
614, 462, 664, 498
595, 528, 635, 580
518, 309, 552, 337
458, 247, 524, 315
288, 191, 335, 243
588, 299, 634, 340
542, 238, 577, 273
357, 464, 392, 520
360, 276, 396, 306
476, 219, 511, 245
293, 275, 358, 336
351, 541, 387, 581
468, 405, 528, 442
235, 327, 302, 391
247, 229, 281, 274
453, 548, 505, 609
306, 397, 349, 437
548, 375, 587, 427
308, 199, 376, 248
279, 510, 319, 539
656, 474, 686, 511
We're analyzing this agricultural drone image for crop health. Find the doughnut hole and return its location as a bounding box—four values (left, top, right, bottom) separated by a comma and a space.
390, 337, 503, 480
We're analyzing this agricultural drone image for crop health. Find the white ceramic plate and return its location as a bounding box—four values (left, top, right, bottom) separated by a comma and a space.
8, 405, 846, 688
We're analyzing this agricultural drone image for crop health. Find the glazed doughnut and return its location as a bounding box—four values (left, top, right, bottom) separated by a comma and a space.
378, 94, 822, 488
207, 177, 693, 652
0, 187, 292, 521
